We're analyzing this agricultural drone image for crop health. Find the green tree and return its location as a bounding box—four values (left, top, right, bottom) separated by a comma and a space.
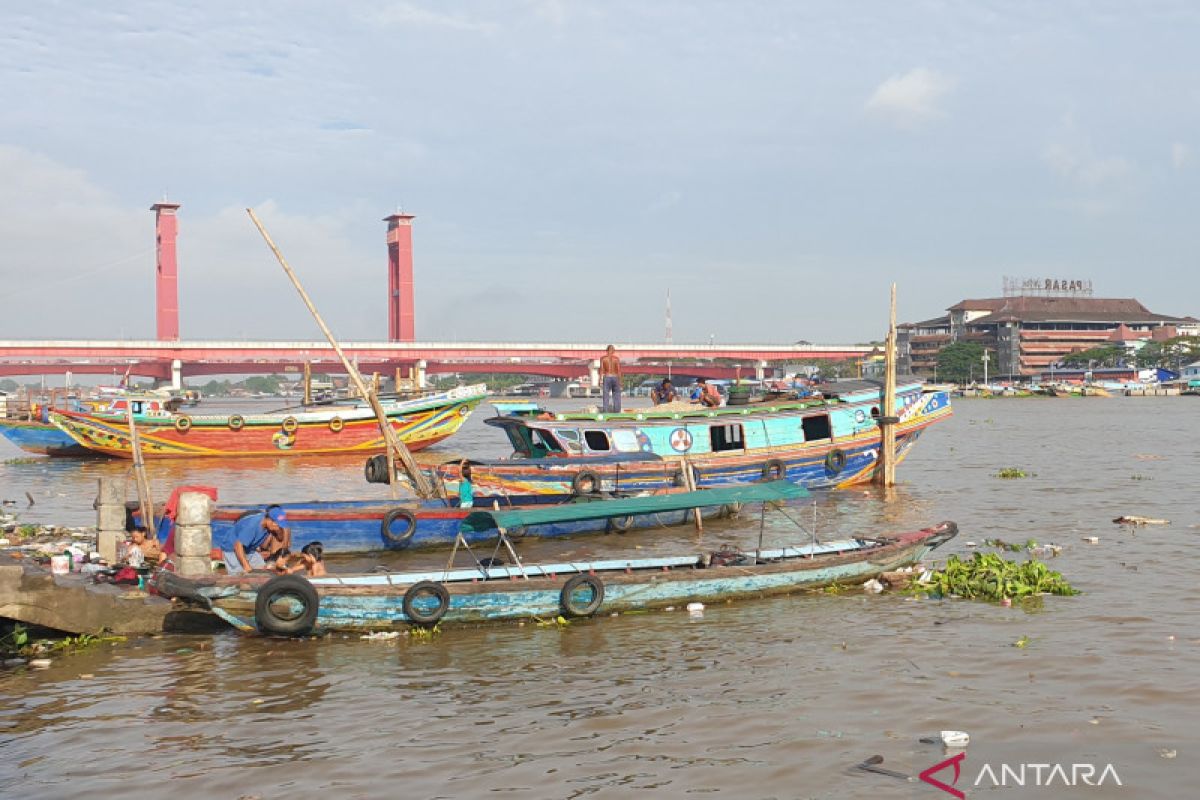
1060, 345, 1125, 368
242, 374, 284, 395
0, 379, 18, 392
936, 342, 990, 383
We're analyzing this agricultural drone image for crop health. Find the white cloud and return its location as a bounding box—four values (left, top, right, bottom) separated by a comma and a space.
864, 68, 956, 129
1171, 142, 1191, 169
1042, 116, 1133, 188
371, 2, 497, 34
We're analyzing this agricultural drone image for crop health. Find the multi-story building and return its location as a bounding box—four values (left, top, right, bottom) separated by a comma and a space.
899, 294, 1198, 378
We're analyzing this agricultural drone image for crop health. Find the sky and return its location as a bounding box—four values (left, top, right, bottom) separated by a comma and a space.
1, 1, 1198, 345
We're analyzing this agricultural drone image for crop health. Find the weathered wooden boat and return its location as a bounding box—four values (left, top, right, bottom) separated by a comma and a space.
155, 519, 958, 635
397, 380, 951, 495
47, 384, 487, 458
0, 418, 93, 457
166, 480, 806, 555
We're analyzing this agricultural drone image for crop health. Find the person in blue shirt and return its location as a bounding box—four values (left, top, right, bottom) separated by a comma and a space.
458, 460, 475, 508
215, 506, 289, 574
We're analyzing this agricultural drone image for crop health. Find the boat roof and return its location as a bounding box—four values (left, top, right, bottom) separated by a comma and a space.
462, 480, 808, 531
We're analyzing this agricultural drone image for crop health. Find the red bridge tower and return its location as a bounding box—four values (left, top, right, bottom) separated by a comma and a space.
385, 213, 416, 342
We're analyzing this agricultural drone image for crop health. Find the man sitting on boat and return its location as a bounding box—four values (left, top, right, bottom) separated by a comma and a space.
695, 378, 722, 408
651, 379, 677, 405
215, 507, 290, 574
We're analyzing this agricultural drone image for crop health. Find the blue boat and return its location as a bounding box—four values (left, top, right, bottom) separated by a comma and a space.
155, 519, 959, 635
161, 480, 807, 556
0, 419, 93, 457
402, 379, 952, 497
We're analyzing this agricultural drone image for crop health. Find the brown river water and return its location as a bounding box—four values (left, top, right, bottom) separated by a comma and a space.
1, 396, 1197, 798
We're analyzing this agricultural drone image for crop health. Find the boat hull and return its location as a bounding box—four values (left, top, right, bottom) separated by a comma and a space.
200, 493, 735, 554
0, 419, 94, 457
48, 387, 485, 458
439, 390, 951, 495
158, 522, 957, 632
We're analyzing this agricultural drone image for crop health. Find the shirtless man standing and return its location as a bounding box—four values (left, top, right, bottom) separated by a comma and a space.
600, 345, 623, 413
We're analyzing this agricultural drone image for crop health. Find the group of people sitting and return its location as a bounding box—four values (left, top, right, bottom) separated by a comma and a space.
213, 506, 324, 576
124, 503, 325, 577
650, 378, 723, 408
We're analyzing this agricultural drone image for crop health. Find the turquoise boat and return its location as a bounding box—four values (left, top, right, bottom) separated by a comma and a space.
155, 518, 958, 635
0, 418, 93, 457
404, 379, 952, 496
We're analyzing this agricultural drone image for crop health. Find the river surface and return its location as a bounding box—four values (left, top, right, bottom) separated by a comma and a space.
1, 396, 1197, 798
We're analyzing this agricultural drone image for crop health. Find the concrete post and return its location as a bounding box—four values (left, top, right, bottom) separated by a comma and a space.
756, 360, 767, 382
171, 359, 183, 390
589, 360, 601, 389
173, 491, 214, 577
415, 359, 427, 389
96, 478, 125, 564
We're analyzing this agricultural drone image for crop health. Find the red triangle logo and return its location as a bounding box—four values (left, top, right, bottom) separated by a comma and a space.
919, 752, 966, 799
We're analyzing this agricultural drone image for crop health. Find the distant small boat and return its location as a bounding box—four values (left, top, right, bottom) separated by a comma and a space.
155, 518, 959, 635
48, 384, 487, 459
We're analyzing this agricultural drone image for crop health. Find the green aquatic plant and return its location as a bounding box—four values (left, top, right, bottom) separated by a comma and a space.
995, 467, 1031, 479
408, 625, 441, 640
916, 553, 1079, 602
983, 537, 1038, 552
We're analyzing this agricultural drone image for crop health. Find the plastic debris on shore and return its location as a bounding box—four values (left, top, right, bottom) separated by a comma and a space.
1113, 515, 1169, 526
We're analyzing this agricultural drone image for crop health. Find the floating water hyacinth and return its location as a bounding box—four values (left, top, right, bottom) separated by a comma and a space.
915, 553, 1079, 602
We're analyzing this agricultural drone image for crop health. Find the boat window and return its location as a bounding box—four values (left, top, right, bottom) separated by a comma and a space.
532, 428, 564, 454
554, 429, 584, 454
503, 425, 534, 457
131, 401, 143, 414
611, 429, 641, 453
583, 430, 611, 451
870, 406, 880, 419
710, 423, 744, 452
802, 413, 832, 441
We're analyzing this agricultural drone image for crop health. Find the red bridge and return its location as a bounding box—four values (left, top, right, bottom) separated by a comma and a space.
0, 203, 871, 386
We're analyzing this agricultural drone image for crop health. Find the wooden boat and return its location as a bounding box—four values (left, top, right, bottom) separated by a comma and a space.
155, 519, 958, 635
47, 384, 487, 458
403, 380, 951, 496
0, 418, 92, 457
0, 391, 177, 457
161, 480, 806, 555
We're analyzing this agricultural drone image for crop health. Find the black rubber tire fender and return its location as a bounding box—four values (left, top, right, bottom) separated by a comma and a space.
328, 416, 344, 433
825, 448, 847, 476
281, 416, 299, 433
364, 454, 389, 484
228, 414, 245, 431
571, 469, 601, 496
403, 580, 450, 626
761, 458, 787, 481
173, 415, 192, 432
560, 573, 605, 617
606, 515, 635, 533
381, 508, 417, 546
255, 574, 319, 637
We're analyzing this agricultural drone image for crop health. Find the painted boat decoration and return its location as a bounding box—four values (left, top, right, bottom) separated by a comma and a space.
47, 384, 487, 459
155, 520, 959, 635
407, 380, 951, 495
0, 418, 93, 457
0, 392, 179, 457
167, 480, 806, 555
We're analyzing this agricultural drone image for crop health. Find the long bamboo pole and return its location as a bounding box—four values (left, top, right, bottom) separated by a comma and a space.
126, 403, 156, 538
246, 208, 435, 500
874, 283, 898, 487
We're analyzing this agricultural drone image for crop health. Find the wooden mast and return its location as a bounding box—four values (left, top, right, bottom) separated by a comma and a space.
246, 208, 436, 500
875, 283, 898, 487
